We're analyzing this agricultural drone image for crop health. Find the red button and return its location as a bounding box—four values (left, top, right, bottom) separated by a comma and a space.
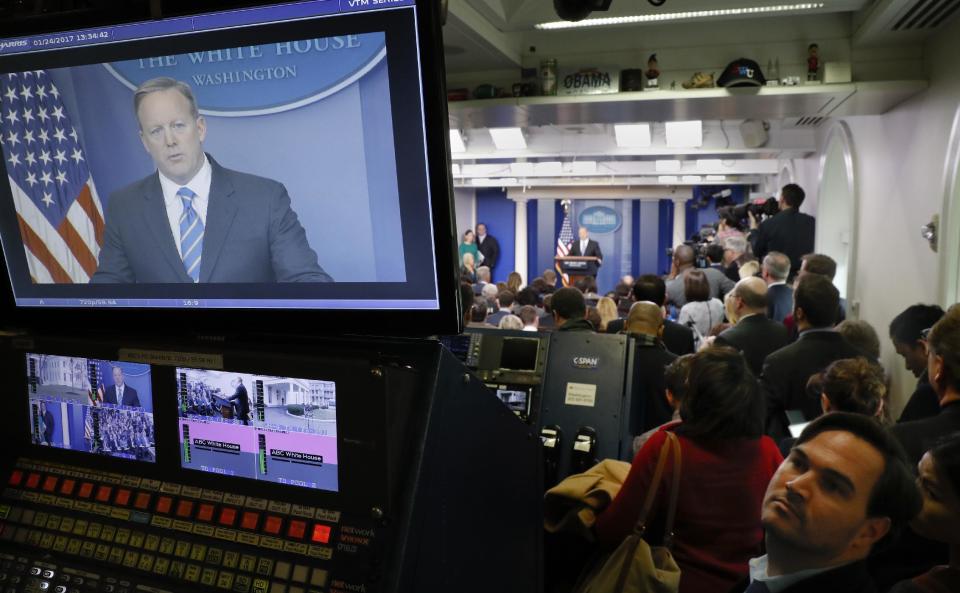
287, 520, 306, 540
262, 516, 282, 535
77, 482, 94, 499
310, 524, 331, 544
7, 470, 23, 486
134, 492, 151, 510
196, 504, 215, 522
175, 500, 194, 518
25, 473, 41, 489
42, 476, 58, 492
59, 479, 75, 496
240, 512, 259, 530
218, 507, 237, 527
114, 489, 131, 506
95, 485, 112, 503
155, 496, 172, 514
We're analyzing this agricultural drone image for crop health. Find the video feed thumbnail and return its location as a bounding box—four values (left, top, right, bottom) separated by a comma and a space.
177, 368, 338, 492
26, 353, 155, 462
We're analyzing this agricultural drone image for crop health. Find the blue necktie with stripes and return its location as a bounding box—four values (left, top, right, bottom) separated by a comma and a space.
178, 187, 203, 283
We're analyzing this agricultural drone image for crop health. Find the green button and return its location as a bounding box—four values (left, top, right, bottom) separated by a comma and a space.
201, 568, 218, 586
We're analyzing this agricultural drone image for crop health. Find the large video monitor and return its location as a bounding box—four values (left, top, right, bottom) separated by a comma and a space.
0, 0, 459, 335
26, 352, 155, 461
176, 367, 338, 492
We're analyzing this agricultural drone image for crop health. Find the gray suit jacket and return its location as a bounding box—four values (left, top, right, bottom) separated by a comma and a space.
665, 267, 735, 307
91, 156, 333, 283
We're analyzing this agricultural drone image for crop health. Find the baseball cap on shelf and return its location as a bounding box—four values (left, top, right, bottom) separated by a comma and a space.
717, 58, 767, 87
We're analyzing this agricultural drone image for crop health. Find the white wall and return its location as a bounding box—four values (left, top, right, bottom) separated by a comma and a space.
454, 187, 477, 239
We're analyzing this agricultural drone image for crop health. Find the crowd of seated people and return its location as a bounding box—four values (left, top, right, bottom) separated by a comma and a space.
92, 407, 155, 461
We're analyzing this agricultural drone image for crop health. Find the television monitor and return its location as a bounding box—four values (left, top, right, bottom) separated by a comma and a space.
26, 352, 155, 461
492, 385, 532, 421
0, 0, 459, 335
498, 337, 540, 372
176, 367, 338, 492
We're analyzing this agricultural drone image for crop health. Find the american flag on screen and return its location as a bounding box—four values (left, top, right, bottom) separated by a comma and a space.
555, 202, 574, 286
1, 70, 104, 284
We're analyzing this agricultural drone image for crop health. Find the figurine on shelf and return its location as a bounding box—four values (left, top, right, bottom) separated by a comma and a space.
645, 53, 660, 89
807, 43, 820, 81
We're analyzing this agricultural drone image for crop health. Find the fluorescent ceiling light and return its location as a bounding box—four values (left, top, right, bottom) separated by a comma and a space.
706, 175, 727, 181
682, 175, 703, 183
535, 3, 826, 30
451, 163, 461, 176
510, 162, 535, 176
614, 124, 652, 148
696, 159, 721, 170
655, 159, 681, 173
666, 121, 703, 148
449, 129, 466, 153
658, 176, 679, 184
535, 161, 563, 175
571, 161, 598, 175
489, 127, 526, 150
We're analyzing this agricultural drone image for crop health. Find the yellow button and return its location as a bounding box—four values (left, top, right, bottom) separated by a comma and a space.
252, 578, 269, 593
190, 543, 208, 562
269, 583, 286, 593
201, 568, 218, 586
216, 571, 235, 589
184, 564, 202, 583
174, 540, 192, 558
129, 531, 146, 548
291, 565, 308, 583
255, 558, 274, 576
114, 528, 131, 545
137, 554, 155, 572
273, 561, 291, 580
309, 568, 327, 587
159, 537, 176, 555
153, 557, 170, 576
144, 534, 160, 552
222, 550, 239, 569
238, 554, 257, 572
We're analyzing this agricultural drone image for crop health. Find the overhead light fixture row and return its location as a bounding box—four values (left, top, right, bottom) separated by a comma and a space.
614, 124, 652, 148
536, 3, 826, 30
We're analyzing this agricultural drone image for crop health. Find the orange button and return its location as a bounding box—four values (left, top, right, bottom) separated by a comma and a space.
287, 520, 306, 540
7, 470, 23, 486
175, 500, 194, 518
196, 504, 215, 522
77, 482, 94, 499
155, 496, 173, 514
218, 507, 237, 527
59, 479, 75, 496
262, 516, 282, 535
25, 473, 41, 489
42, 476, 58, 492
310, 524, 331, 544
95, 485, 112, 503
134, 492, 152, 510
240, 512, 259, 530
114, 489, 131, 506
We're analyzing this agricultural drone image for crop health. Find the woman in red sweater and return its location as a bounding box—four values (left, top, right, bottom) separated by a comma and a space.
595, 346, 783, 593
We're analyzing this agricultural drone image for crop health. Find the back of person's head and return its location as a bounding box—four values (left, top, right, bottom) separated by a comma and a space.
683, 269, 711, 303
738, 260, 760, 279
679, 346, 763, 439
585, 307, 602, 331
530, 277, 549, 294
762, 252, 791, 282
575, 276, 598, 295
889, 304, 945, 345
927, 308, 960, 394
837, 320, 881, 360
496, 281, 508, 293
733, 276, 767, 312
496, 290, 515, 309
518, 305, 539, 327
664, 354, 694, 403
929, 432, 960, 511
794, 412, 922, 551
673, 244, 695, 267
498, 315, 523, 330
596, 297, 618, 329
481, 282, 498, 301
781, 183, 806, 208
723, 235, 747, 255
625, 301, 663, 336
720, 209, 744, 231
515, 287, 538, 307
909, 432, 960, 547
613, 282, 631, 299
476, 266, 491, 283
470, 301, 488, 323
794, 273, 840, 328
706, 243, 725, 264
542, 294, 553, 314
551, 287, 586, 321
507, 272, 523, 293
820, 358, 886, 417
460, 283, 474, 325
801, 253, 838, 280
543, 269, 557, 285
633, 274, 666, 305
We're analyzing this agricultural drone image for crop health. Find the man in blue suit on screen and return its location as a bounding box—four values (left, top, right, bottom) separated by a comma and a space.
102, 366, 140, 408
91, 77, 333, 283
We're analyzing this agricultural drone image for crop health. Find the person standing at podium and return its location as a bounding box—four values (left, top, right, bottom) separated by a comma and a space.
569, 227, 603, 277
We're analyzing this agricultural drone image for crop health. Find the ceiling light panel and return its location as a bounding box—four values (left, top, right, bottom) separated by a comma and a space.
449, 129, 466, 153
655, 160, 682, 173
614, 124, 652, 148
696, 159, 722, 170
510, 162, 535, 176
535, 161, 563, 175
666, 121, 703, 148
536, 3, 826, 30
489, 127, 527, 150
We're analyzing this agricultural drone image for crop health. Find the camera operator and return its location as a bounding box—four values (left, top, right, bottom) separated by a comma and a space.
749, 183, 816, 281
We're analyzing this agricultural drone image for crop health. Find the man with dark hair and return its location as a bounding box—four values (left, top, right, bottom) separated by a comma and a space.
706, 242, 726, 272
715, 277, 789, 376
551, 287, 593, 332
665, 244, 735, 307
485, 290, 515, 327
760, 274, 863, 440
762, 252, 793, 323
749, 183, 816, 280
889, 304, 945, 423
799, 253, 837, 279
624, 301, 677, 433
475, 223, 500, 272
459, 282, 474, 328
744, 412, 921, 593
606, 274, 695, 355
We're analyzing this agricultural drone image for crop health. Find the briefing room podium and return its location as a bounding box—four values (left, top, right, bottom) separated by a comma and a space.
555, 256, 601, 286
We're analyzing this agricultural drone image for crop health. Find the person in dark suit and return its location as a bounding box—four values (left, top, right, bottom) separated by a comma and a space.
761, 252, 794, 323
741, 413, 921, 593
760, 274, 862, 441
102, 366, 141, 408
715, 277, 789, 377
889, 304, 946, 423
40, 402, 55, 445
569, 227, 603, 277
227, 377, 251, 425
91, 77, 332, 284
749, 183, 816, 281
623, 301, 677, 433
475, 223, 500, 273
606, 274, 695, 355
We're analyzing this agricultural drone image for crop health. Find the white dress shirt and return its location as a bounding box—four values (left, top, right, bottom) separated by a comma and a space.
158, 155, 212, 257
580, 239, 589, 253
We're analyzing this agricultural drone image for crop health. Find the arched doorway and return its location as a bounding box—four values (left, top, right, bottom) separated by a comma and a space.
939, 105, 960, 306
816, 122, 858, 305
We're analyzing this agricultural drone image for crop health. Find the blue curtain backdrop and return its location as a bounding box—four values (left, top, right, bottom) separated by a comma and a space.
475, 188, 515, 282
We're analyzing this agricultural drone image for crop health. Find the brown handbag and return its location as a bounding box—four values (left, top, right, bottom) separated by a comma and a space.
575, 432, 683, 593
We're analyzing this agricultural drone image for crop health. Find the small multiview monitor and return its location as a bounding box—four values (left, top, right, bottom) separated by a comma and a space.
176, 367, 339, 493
498, 337, 540, 372
26, 352, 156, 462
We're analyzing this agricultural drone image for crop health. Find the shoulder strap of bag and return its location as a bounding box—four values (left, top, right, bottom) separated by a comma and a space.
662, 432, 683, 548
632, 432, 673, 534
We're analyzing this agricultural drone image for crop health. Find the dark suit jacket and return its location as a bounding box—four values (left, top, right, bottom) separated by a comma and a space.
715, 314, 789, 377
766, 283, 794, 323
91, 156, 333, 283
606, 318, 695, 356
627, 337, 677, 434
892, 400, 960, 465
42, 410, 55, 444
730, 559, 877, 593
750, 208, 816, 280
228, 384, 251, 417
897, 373, 942, 423
569, 239, 603, 275
103, 384, 140, 408
760, 330, 863, 441
477, 234, 500, 271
